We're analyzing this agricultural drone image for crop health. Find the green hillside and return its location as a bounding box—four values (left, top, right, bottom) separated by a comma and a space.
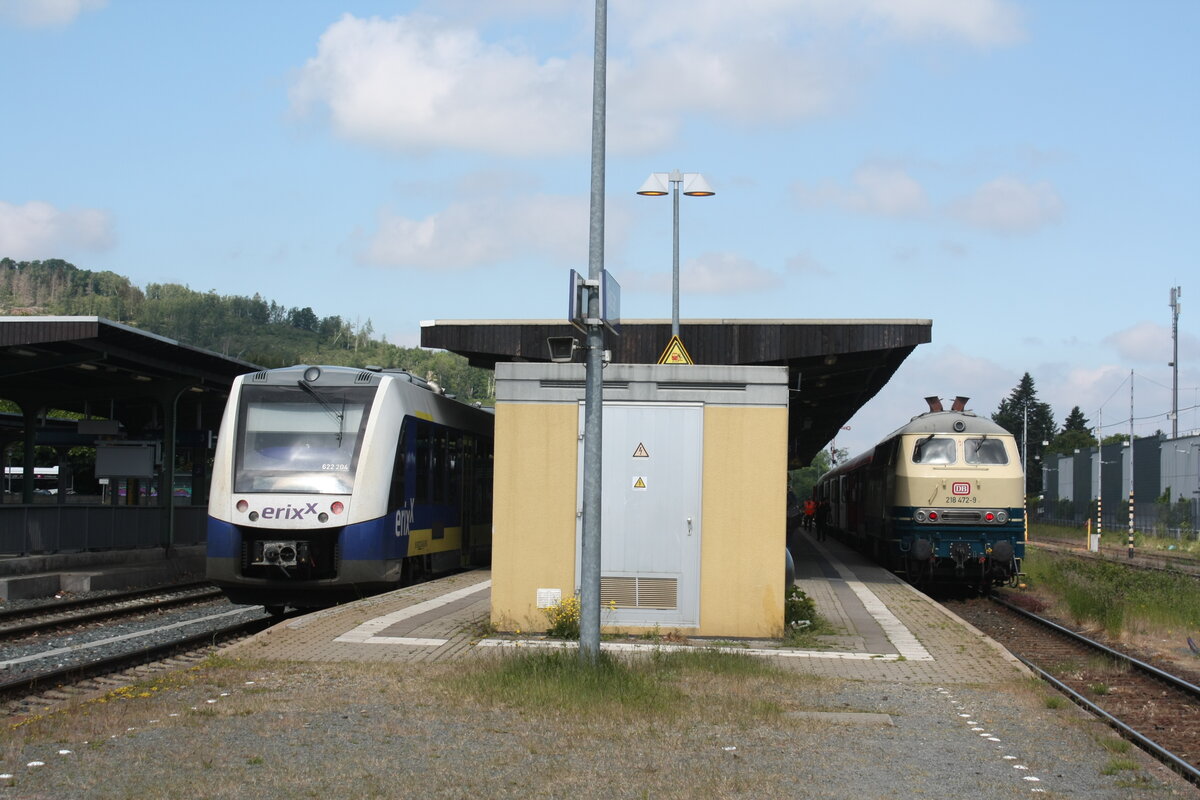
0, 258, 494, 403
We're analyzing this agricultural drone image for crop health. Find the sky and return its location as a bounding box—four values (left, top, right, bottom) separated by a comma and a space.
1, 0, 1197, 457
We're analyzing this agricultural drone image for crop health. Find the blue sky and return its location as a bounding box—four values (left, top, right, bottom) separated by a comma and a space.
1, 0, 1196, 456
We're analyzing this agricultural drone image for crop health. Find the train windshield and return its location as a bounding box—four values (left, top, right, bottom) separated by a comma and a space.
234, 384, 376, 494
965, 437, 1009, 465
912, 437, 956, 464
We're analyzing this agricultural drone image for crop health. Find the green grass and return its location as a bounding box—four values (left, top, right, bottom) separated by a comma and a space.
458, 648, 785, 719
1021, 547, 1200, 636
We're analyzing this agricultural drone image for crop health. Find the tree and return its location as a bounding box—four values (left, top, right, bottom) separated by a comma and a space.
1045, 406, 1097, 457
992, 373, 1055, 496
1061, 406, 1090, 433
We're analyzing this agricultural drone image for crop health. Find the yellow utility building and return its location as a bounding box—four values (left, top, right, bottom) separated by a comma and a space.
491, 363, 790, 638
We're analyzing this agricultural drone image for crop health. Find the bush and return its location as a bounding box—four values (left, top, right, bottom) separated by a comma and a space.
543, 594, 582, 639
785, 586, 816, 628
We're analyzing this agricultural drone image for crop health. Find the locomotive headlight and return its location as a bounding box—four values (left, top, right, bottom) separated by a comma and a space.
303, 366, 321, 382
914, 510, 928, 523
236, 499, 249, 513
318, 512, 329, 523
331, 501, 344, 515
249, 511, 259, 522
996, 511, 1009, 524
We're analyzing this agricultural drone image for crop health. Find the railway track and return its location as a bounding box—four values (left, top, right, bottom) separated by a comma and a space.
0, 584, 278, 718
1029, 537, 1200, 578
0, 582, 225, 637
948, 594, 1200, 787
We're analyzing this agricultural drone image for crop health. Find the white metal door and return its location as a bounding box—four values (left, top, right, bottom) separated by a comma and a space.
577, 402, 703, 627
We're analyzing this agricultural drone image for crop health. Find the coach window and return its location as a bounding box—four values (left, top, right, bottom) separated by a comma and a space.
912, 437, 956, 464
965, 437, 1009, 465
415, 421, 431, 503
433, 428, 448, 503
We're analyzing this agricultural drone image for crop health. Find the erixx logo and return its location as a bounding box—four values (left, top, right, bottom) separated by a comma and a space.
260, 502, 319, 520
951, 482, 971, 496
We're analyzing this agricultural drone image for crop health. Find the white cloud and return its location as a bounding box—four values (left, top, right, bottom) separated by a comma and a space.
358, 192, 630, 270
0, 0, 105, 27
795, 163, 930, 218
1104, 322, 1198, 364
0, 200, 115, 259
785, 252, 831, 277
292, 3, 1025, 156
623, 252, 782, 295
291, 14, 592, 157
949, 177, 1063, 233
851, 0, 1025, 47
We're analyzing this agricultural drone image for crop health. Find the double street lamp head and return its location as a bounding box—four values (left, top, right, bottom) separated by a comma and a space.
636, 170, 716, 197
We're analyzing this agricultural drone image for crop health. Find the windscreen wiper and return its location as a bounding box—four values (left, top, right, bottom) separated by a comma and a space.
296, 380, 345, 445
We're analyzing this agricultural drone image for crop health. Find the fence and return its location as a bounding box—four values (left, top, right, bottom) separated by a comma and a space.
0, 505, 207, 556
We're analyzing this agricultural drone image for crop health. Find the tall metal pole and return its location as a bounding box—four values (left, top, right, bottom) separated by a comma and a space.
1095, 410, 1102, 551
1171, 286, 1182, 439
1128, 371, 1135, 558
670, 170, 681, 338
579, 0, 607, 663
1022, 404, 1028, 542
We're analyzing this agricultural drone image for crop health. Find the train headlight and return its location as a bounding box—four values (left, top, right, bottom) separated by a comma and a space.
331, 501, 345, 515
927, 511, 939, 521
318, 512, 329, 523
996, 511, 1009, 524
303, 366, 321, 382
236, 499, 248, 513
914, 510, 927, 523
985, 512, 995, 522
249, 511, 259, 522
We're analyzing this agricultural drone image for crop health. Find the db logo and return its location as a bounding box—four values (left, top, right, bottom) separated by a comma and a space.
951, 482, 971, 496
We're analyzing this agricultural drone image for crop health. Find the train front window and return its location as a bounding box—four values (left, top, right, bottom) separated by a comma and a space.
965, 437, 1009, 465
234, 385, 375, 493
912, 437, 956, 464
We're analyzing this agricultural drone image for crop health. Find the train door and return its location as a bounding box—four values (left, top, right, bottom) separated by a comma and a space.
577, 402, 703, 628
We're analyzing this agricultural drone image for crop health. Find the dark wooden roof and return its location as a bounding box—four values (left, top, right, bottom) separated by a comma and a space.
421, 318, 932, 467
0, 316, 262, 438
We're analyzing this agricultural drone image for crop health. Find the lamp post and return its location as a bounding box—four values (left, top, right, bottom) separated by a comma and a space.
637, 170, 715, 338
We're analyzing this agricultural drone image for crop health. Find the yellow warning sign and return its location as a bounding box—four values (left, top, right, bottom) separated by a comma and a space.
632, 443, 649, 458
632, 476, 647, 490
657, 335, 694, 365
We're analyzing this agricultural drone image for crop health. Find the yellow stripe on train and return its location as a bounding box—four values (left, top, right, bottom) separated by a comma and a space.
404, 527, 463, 556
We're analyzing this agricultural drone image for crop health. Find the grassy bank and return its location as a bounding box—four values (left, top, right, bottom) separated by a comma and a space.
1020, 547, 1200, 640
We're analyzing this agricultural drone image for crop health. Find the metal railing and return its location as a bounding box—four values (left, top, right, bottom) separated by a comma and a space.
0, 505, 207, 556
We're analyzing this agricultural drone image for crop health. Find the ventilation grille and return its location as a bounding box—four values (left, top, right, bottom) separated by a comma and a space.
601, 576, 678, 609
250, 371, 269, 382
355, 371, 374, 384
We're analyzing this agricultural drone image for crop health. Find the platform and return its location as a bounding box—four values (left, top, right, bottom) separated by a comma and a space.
0, 546, 205, 601
223, 534, 1028, 685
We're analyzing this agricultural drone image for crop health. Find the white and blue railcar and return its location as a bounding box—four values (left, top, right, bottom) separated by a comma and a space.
815, 397, 1025, 590
206, 365, 493, 611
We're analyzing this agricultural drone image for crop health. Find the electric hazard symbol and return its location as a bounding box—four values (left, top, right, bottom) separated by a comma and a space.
632, 443, 649, 458
632, 476, 647, 490
657, 335, 694, 365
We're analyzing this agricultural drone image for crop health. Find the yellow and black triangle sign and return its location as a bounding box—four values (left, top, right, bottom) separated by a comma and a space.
657, 335, 694, 365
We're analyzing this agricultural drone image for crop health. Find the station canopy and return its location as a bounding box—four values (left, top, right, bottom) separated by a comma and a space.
421, 318, 932, 467
1, 316, 260, 442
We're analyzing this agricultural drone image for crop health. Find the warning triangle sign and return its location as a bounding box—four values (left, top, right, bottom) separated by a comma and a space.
632, 443, 649, 458
657, 335, 694, 365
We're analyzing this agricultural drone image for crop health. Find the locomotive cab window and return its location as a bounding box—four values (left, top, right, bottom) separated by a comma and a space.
965, 437, 1009, 465
912, 436, 956, 464
234, 384, 375, 494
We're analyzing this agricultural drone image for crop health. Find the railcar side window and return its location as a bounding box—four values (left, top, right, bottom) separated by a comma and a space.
912, 437, 956, 464
965, 437, 1009, 464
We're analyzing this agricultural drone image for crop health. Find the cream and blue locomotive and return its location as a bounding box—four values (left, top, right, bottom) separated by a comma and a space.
815, 397, 1024, 589
206, 365, 493, 611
